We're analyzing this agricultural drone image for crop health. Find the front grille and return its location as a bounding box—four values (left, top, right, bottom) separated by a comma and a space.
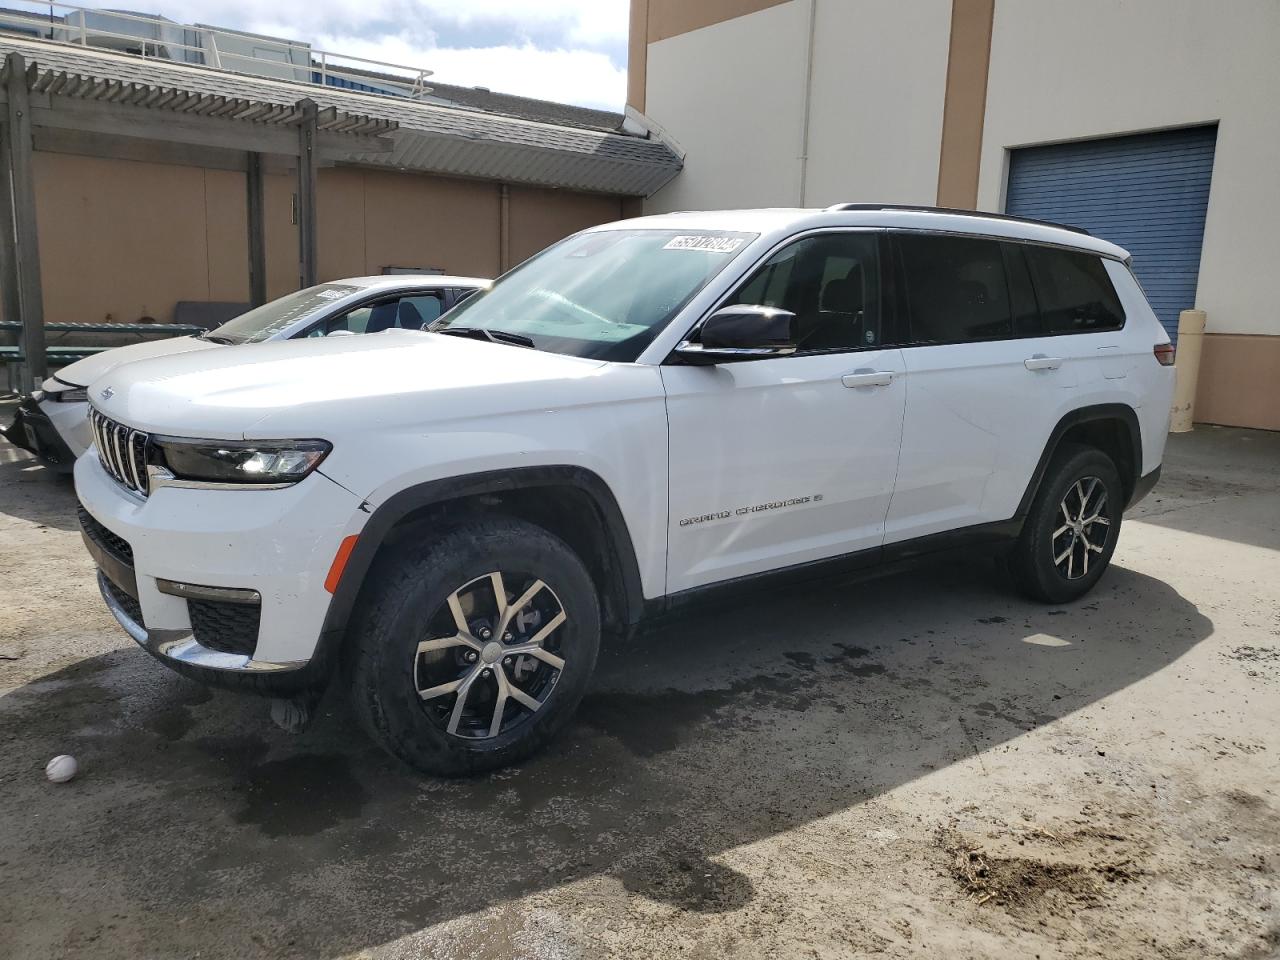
90, 408, 151, 496
189, 599, 260, 657
77, 504, 134, 565
103, 575, 145, 627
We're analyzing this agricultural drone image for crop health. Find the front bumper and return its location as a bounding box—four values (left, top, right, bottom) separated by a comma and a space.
2, 395, 81, 470
75, 450, 364, 692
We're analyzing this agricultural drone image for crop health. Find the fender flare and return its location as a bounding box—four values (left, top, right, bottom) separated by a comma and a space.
319, 465, 647, 648
1015, 403, 1143, 519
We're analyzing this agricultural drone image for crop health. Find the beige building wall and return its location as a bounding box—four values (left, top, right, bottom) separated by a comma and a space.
643, 1, 811, 212
29, 152, 625, 325
641, 0, 951, 213
802, 0, 951, 207
34, 154, 246, 324
508, 187, 624, 265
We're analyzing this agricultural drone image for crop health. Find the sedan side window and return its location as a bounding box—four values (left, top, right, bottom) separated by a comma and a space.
727, 233, 881, 351
302, 293, 445, 337
398, 294, 443, 328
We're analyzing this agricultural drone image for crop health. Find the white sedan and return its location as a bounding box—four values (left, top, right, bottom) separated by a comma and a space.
3, 274, 488, 468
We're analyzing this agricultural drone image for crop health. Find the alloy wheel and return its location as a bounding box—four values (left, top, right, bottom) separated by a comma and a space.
412, 571, 567, 739
1051, 476, 1111, 580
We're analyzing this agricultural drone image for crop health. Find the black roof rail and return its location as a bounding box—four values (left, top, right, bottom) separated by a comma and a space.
822, 203, 1091, 236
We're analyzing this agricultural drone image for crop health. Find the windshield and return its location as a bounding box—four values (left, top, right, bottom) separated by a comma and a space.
431, 229, 757, 361
205, 283, 361, 344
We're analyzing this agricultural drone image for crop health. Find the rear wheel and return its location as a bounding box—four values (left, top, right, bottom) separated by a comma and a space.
1009, 444, 1123, 604
347, 516, 600, 775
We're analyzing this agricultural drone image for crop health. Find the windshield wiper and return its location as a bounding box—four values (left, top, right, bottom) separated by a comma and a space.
198, 332, 237, 345
433, 326, 535, 349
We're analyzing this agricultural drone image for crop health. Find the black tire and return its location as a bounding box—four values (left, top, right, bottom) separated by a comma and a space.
346, 515, 600, 776
1008, 443, 1123, 604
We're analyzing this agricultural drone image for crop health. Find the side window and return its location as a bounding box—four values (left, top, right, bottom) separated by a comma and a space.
1023, 247, 1125, 334
329, 305, 374, 335
307, 294, 445, 336
397, 294, 443, 328
896, 234, 1012, 343
727, 232, 881, 351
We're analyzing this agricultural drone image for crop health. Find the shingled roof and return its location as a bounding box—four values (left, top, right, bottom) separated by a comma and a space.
0, 34, 681, 196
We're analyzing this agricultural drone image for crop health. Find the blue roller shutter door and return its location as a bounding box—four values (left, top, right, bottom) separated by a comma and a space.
1005, 126, 1217, 341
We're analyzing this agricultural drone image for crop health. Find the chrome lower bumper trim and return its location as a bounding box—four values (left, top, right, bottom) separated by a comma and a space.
98, 572, 307, 674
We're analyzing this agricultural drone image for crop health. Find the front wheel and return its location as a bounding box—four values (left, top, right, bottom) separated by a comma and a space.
1009, 443, 1123, 604
346, 516, 601, 776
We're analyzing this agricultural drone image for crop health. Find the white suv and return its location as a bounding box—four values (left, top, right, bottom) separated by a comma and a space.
74, 206, 1175, 775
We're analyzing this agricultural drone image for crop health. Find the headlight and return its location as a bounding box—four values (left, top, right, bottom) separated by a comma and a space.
153, 438, 331, 485
47, 387, 88, 402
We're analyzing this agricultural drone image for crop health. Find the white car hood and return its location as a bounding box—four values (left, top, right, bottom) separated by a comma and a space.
89, 330, 610, 439
54, 335, 220, 387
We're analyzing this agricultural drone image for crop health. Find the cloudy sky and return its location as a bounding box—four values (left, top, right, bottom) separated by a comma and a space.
72, 0, 630, 110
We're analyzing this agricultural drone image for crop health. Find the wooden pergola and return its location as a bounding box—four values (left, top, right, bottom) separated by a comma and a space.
0, 48, 397, 390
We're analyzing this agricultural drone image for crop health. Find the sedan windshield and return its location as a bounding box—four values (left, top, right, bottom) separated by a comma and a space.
204, 283, 361, 344
431, 229, 757, 361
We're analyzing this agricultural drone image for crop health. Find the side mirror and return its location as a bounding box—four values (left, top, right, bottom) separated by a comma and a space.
675, 305, 798, 364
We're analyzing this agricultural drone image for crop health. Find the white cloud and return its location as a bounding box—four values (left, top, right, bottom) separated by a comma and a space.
60, 0, 630, 109
313, 33, 625, 110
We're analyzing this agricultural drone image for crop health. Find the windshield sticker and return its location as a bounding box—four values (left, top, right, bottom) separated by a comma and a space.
663, 235, 745, 254
315, 289, 348, 300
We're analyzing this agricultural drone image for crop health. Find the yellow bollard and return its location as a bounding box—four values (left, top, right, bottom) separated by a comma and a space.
1169, 309, 1206, 433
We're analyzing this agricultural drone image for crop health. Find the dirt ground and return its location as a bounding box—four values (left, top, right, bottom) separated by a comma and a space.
1, 413, 1277, 960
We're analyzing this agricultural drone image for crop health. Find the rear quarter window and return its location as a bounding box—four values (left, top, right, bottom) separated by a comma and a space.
1024, 246, 1125, 334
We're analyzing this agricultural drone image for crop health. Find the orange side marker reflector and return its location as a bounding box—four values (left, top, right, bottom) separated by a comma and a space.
325, 535, 359, 594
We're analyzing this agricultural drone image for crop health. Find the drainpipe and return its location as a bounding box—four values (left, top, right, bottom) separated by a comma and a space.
499, 183, 511, 273
796, 0, 818, 206
1170, 309, 1206, 433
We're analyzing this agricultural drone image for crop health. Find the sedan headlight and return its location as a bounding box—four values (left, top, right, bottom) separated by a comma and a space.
153, 438, 331, 485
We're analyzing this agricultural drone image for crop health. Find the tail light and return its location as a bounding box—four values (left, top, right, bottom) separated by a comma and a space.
1153, 343, 1175, 367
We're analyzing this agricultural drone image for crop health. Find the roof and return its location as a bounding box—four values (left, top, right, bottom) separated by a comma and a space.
598, 206, 1131, 260
340, 275, 491, 289
0, 35, 681, 196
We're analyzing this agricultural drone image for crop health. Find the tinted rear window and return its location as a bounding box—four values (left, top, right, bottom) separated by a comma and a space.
896, 234, 1012, 343
1024, 246, 1125, 334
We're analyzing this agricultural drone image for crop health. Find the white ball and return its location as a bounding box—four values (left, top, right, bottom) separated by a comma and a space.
46, 754, 78, 783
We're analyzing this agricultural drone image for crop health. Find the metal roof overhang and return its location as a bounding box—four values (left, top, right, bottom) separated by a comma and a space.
0, 35, 682, 196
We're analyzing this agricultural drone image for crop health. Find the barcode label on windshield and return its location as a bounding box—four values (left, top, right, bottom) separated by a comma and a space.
664, 235, 744, 254
316, 289, 348, 300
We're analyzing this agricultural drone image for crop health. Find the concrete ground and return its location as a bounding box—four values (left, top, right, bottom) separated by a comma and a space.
1, 415, 1277, 960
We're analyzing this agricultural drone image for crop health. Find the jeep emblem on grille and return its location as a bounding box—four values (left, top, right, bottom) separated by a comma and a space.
99, 387, 114, 400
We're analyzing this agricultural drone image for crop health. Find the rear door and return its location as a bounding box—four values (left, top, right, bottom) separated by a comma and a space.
883, 234, 1076, 543
662, 231, 907, 593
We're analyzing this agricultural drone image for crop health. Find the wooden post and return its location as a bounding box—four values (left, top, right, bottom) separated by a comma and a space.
296, 99, 318, 289
5, 53, 45, 390
246, 151, 266, 307
499, 183, 510, 273
0, 123, 22, 348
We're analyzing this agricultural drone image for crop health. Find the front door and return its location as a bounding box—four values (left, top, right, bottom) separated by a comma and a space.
661, 231, 907, 594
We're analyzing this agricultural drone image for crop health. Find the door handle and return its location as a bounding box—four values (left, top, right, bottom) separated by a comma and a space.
1024, 355, 1064, 371
841, 371, 895, 388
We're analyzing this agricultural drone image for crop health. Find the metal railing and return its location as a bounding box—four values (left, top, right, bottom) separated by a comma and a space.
0, 1, 433, 99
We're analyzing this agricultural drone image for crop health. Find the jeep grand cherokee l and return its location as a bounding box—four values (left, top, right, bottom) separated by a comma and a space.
74, 205, 1175, 775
